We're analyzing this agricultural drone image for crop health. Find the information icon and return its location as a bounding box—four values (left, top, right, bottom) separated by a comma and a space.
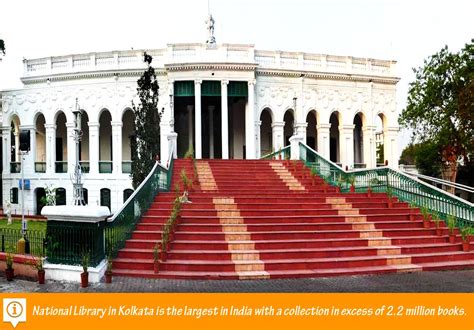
3, 298, 26, 328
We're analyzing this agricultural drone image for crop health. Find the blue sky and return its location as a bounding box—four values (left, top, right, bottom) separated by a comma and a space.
0, 0, 473, 151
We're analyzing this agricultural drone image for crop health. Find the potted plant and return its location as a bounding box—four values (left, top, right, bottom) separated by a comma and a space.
367, 178, 379, 197
153, 243, 161, 273
386, 187, 394, 208
347, 175, 356, 193
420, 206, 432, 229
80, 251, 90, 288
310, 168, 317, 186
5, 251, 14, 281
105, 253, 113, 284
322, 180, 329, 193
432, 213, 442, 236
29, 253, 45, 284
161, 226, 170, 261
447, 215, 457, 244
336, 175, 344, 193
460, 227, 471, 252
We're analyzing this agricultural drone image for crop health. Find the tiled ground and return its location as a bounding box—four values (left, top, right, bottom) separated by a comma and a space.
1, 270, 473, 293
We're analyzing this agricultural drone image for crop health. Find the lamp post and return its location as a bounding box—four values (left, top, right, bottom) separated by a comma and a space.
71, 98, 86, 206
18, 129, 30, 253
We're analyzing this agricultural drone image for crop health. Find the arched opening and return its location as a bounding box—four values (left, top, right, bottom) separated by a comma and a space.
10, 187, 19, 204
80, 111, 90, 173
82, 188, 88, 205
329, 112, 340, 164
259, 108, 273, 156
10, 115, 21, 173
375, 114, 386, 166
100, 188, 111, 210
35, 114, 46, 173
123, 189, 134, 203
283, 110, 294, 147
122, 109, 135, 173
35, 187, 46, 215
306, 110, 318, 151
55, 187, 66, 205
55, 112, 68, 173
99, 110, 113, 173
353, 113, 364, 168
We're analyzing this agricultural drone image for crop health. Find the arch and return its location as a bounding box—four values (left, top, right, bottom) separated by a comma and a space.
122, 109, 135, 173
353, 112, 364, 166
79, 111, 90, 172
55, 111, 68, 173
55, 187, 66, 205
35, 113, 46, 172
329, 111, 340, 163
123, 189, 134, 203
10, 114, 21, 164
97, 106, 116, 123
82, 188, 88, 205
99, 109, 113, 173
375, 113, 387, 166
10, 187, 19, 204
283, 109, 295, 147
35, 187, 46, 215
120, 106, 134, 120
100, 188, 111, 210
258, 105, 274, 122
306, 110, 318, 151
259, 108, 273, 156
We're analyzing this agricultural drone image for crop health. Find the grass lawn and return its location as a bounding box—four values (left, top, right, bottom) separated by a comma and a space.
0, 218, 47, 232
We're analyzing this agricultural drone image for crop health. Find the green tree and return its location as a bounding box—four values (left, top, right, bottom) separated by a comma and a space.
0, 39, 5, 55
399, 40, 474, 185
376, 143, 384, 165
131, 53, 162, 188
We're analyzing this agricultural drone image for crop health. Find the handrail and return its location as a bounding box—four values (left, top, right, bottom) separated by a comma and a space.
299, 142, 473, 227
261, 146, 291, 160
402, 171, 474, 194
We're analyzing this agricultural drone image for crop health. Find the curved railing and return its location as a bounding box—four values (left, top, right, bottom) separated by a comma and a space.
261, 146, 291, 160
105, 151, 173, 257
299, 142, 474, 227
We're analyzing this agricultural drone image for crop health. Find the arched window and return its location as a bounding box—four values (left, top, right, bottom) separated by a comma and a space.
123, 189, 134, 203
100, 188, 111, 210
82, 188, 88, 205
55, 188, 66, 205
10, 188, 19, 204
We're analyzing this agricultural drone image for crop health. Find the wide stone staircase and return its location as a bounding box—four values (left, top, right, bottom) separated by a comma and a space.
112, 159, 474, 279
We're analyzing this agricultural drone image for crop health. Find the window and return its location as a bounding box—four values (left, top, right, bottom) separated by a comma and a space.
82, 188, 88, 205
10, 188, 18, 204
100, 188, 111, 210
123, 189, 134, 203
55, 188, 66, 206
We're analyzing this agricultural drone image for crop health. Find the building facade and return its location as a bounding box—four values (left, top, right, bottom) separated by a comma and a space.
1, 42, 399, 214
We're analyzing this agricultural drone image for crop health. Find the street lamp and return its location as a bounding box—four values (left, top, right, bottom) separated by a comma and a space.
71, 98, 86, 206
18, 129, 30, 253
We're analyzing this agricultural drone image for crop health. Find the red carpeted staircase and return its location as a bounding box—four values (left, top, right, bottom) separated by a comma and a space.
112, 159, 474, 279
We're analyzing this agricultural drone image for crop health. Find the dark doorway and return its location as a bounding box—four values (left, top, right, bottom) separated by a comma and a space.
36, 188, 46, 215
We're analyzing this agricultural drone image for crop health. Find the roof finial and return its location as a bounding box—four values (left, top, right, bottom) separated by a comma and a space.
205, 0, 216, 47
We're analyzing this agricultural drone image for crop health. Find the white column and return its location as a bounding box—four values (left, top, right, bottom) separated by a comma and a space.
363, 125, 376, 168
208, 105, 215, 159
194, 80, 202, 159
66, 122, 75, 174
295, 123, 307, 139
160, 121, 170, 166
385, 127, 399, 168
88, 122, 100, 174
112, 121, 122, 174
339, 124, 355, 170
256, 121, 262, 158
316, 123, 330, 158
44, 124, 56, 174
272, 122, 285, 152
19, 126, 36, 174
245, 80, 256, 159
187, 105, 194, 150
14, 131, 19, 162
2, 127, 10, 174
221, 80, 229, 159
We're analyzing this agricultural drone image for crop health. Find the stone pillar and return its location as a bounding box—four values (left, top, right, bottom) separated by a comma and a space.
339, 124, 355, 169
221, 80, 229, 159
363, 125, 376, 168
256, 121, 262, 158
45, 124, 56, 175
385, 127, 399, 168
167, 132, 178, 161
316, 123, 330, 158
272, 122, 285, 153
88, 122, 100, 174
194, 80, 202, 159
208, 105, 215, 159
160, 121, 170, 166
111, 121, 122, 174
245, 80, 256, 159
295, 122, 307, 139
66, 122, 75, 175
19, 125, 36, 174
2, 127, 10, 174
289, 135, 304, 160
14, 131, 19, 162
187, 105, 194, 151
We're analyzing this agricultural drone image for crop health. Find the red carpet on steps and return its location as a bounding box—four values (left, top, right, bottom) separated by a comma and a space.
112, 159, 474, 279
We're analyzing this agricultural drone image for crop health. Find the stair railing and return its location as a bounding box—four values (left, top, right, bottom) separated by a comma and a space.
299, 142, 474, 228
261, 146, 291, 160
105, 149, 174, 257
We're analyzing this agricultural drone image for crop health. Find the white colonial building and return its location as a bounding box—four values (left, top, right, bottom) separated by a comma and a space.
0, 37, 399, 214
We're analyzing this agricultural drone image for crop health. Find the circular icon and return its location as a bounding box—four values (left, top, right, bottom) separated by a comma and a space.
6, 301, 23, 318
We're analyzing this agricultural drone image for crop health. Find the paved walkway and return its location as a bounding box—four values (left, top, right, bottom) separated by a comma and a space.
0, 270, 473, 293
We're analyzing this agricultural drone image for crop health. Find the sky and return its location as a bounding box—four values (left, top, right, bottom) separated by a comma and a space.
0, 0, 473, 154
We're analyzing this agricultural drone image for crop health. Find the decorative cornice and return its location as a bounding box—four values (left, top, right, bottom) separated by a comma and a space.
256, 69, 400, 85
165, 62, 258, 72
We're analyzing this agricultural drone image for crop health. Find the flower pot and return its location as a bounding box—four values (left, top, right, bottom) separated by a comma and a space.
388, 200, 393, 208
38, 269, 45, 284
336, 186, 341, 193
409, 210, 415, 222
80, 272, 89, 288
423, 220, 431, 229
5, 268, 14, 281
436, 228, 443, 236
350, 185, 355, 193
449, 234, 456, 244
462, 241, 470, 252
153, 261, 160, 273
367, 188, 372, 197
160, 250, 167, 262
105, 271, 112, 284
